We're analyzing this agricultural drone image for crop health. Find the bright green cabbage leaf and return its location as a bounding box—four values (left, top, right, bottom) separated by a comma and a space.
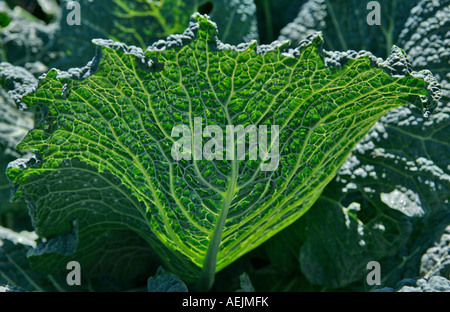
278, 0, 449, 103
7, 14, 439, 289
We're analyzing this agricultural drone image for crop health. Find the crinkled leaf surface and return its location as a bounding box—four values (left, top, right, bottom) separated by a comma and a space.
299, 199, 413, 289
56, 0, 258, 69
278, 0, 449, 138
378, 225, 450, 292
420, 224, 450, 279
235, 272, 254, 292
147, 266, 188, 292
7, 14, 439, 288
278, 0, 422, 58
0, 225, 140, 291
0, 2, 61, 75
0, 225, 63, 291
0, 63, 34, 223
263, 101, 449, 290
397, 276, 450, 292
398, 0, 450, 106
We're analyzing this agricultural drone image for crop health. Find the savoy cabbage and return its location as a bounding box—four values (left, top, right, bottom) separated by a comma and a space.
0, 0, 448, 292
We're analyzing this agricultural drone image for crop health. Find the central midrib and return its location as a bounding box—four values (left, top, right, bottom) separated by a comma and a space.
198, 84, 238, 289
197, 31, 240, 290
198, 156, 237, 291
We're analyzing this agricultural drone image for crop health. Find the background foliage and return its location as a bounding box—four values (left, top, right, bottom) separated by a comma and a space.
0, 0, 448, 292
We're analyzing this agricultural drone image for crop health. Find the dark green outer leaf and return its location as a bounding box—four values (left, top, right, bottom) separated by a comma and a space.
147, 266, 188, 292
0, 2, 61, 75
264, 0, 449, 290
398, 276, 450, 292
278, 0, 421, 58
56, 0, 259, 69
0, 225, 146, 291
398, 0, 450, 105
0, 62, 35, 227
372, 226, 450, 292
265, 100, 449, 289
254, 0, 308, 44
235, 272, 255, 292
0, 226, 64, 292
420, 224, 450, 279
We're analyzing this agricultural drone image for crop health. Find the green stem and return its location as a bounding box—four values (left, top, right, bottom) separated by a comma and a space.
198, 190, 234, 290
325, 0, 348, 51
262, 0, 274, 43
382, 16, 395, 56
6, 213, 13, 229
